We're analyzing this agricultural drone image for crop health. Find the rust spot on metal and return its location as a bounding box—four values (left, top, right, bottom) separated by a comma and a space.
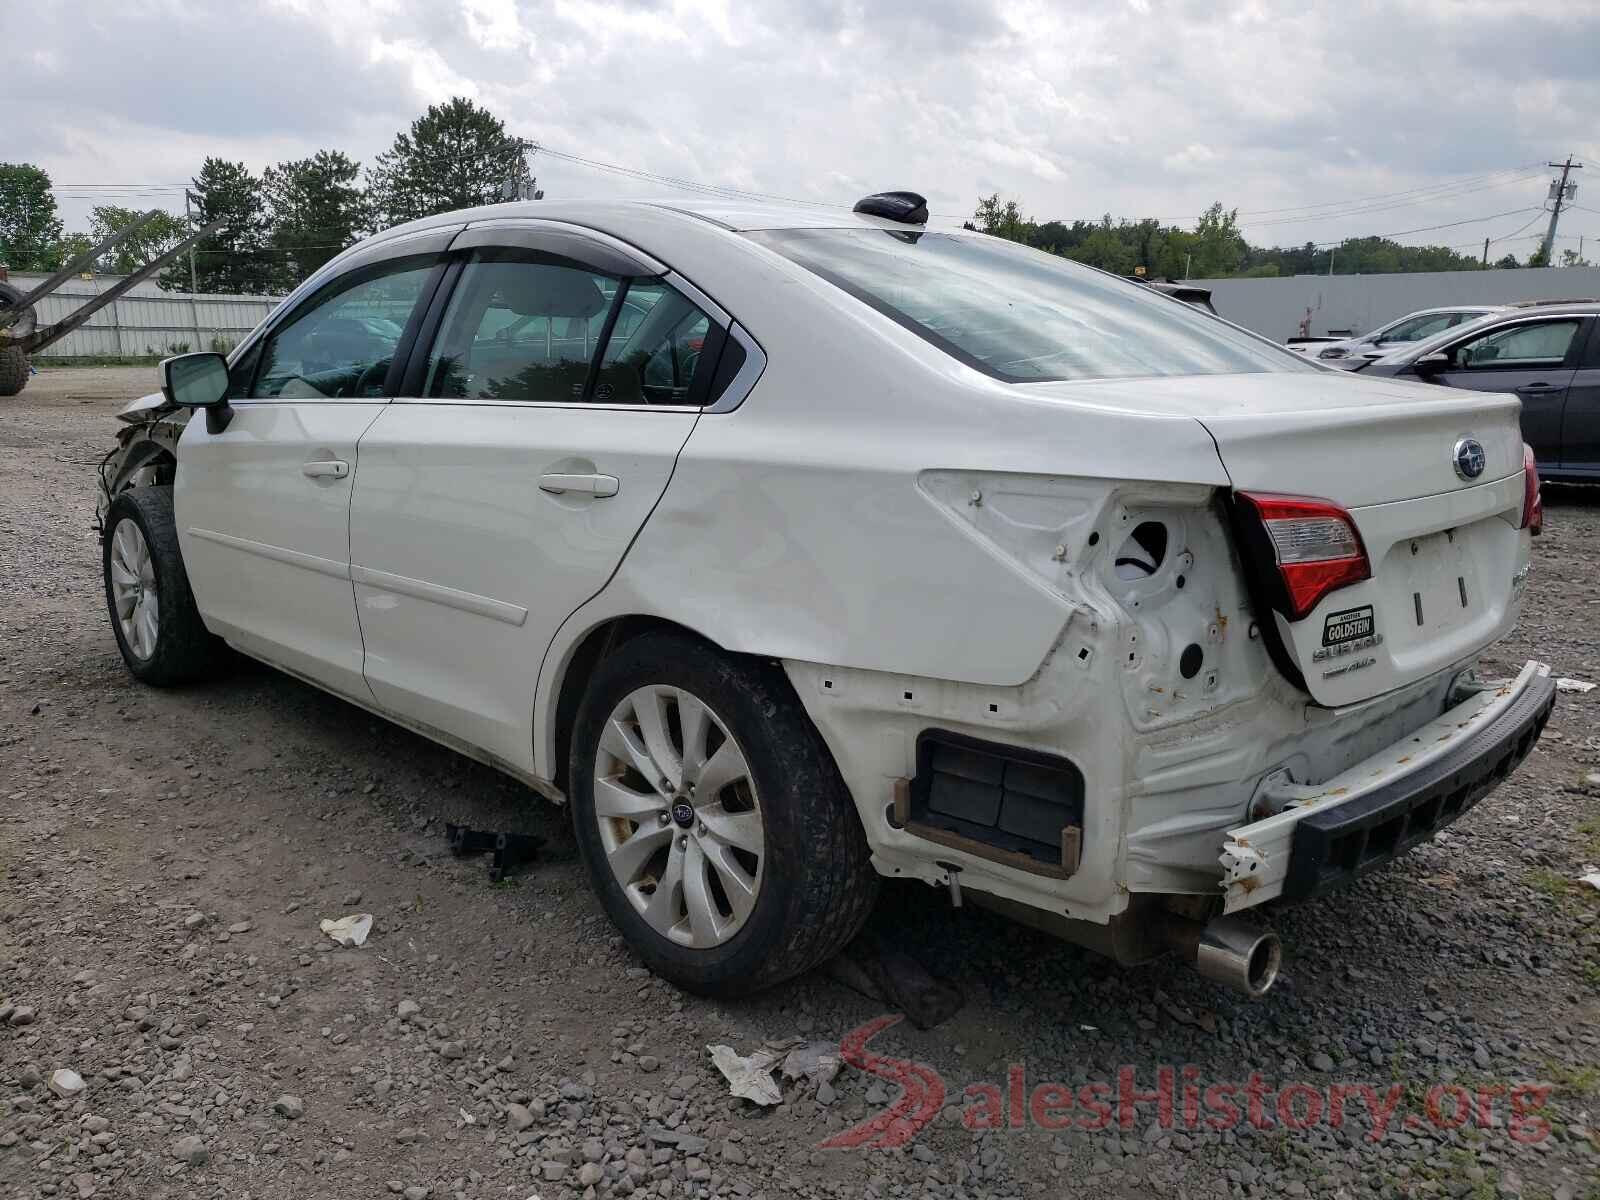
1237, 876, 1261, 894
1396, 755, 1411, 764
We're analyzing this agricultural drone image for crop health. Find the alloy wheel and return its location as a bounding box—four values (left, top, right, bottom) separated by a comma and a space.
109, 519, 159, 661
593, 685, 765, 948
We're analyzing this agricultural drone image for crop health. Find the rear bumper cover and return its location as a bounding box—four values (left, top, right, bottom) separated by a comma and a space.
1220, 660, 1554, 912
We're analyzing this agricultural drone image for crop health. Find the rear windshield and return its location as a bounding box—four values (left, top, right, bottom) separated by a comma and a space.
748, 228, 1313, 383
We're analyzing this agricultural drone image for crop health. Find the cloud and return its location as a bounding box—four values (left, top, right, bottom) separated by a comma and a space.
3, 0, 1595, 255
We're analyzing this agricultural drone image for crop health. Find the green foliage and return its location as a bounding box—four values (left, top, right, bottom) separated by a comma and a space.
161, 157, 271, 295
366, 96, 530, 228
86, 206, 189, 275
263, 150, 367, 291
0, 162, 64, 271
970, 194, 1489, 279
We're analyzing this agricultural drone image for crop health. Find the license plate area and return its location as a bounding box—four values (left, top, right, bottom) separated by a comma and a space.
1381, 528, 1479, 651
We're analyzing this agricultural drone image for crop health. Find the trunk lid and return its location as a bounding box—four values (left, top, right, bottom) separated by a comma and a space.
1019, 373, 1529, 706
1195, 376, 1527, 706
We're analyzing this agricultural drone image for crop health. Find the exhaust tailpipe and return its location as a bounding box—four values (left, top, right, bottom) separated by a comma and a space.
1165, 915, 1281, 998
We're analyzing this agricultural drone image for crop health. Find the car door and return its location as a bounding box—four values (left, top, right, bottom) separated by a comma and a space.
1430, 315, 1585, 469
346, 222, 747, 775
176, 231, 452, 697
1560, 318, 1600, 476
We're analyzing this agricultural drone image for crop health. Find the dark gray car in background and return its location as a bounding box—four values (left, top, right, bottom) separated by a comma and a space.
1357, 301, 1600, 482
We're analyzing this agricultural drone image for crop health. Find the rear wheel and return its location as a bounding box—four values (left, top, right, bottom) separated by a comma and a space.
0, 346, 28, 397
570, 632, 877, 996
102, 487, 224, 685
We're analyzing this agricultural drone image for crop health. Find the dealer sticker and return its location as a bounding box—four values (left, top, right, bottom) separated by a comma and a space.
1322, 604, 1375, 647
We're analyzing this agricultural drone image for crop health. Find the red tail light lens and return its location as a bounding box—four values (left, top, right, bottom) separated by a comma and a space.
1237, 492, 1372, 620
1520, 443, 1543, 535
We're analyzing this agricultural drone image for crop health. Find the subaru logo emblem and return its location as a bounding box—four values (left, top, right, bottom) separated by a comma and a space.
1452, 437, 1486, 481
671, 802, 695, 828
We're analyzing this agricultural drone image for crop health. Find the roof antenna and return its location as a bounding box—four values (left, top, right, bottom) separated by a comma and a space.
853, 192, 929, 225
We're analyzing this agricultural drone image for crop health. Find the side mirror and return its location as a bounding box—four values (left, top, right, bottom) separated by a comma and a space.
1412, 351, 1451, 378
160, 352, 233, 432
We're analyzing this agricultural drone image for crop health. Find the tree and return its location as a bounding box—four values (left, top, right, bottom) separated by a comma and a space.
0, 163, 64, 271
263, 150, 366, 290
366, 97, 530, 229
971, 194, 1036, 244
1494, 254, 1521, 269
1560, 247, 1591, 268
1526, 246, 1550, 269
160, 158, 270, 294
1188, 203, 1246, 277
85, 206, 188, 275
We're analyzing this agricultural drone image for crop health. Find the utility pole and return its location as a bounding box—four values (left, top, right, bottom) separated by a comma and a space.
1327, 243, 1336, 276
183, 190, 200, 294
183, 189, 203, 349
1538, 156, 1582, 266
1482, 237, 1489, 267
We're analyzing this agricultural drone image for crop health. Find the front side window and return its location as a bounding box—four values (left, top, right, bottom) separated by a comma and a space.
1455, 319, 1581, 369
424, 252, 717, 405
251, 259, 436, 399
749, 228, 1313, 383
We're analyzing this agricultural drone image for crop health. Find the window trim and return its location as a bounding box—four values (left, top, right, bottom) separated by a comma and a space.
1444, 314, 1589, 373
392, 225, 764, 412
219, 224, 460, 396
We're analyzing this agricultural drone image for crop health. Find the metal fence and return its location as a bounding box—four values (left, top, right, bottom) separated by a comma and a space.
9, 271, 282, 359
1189, 266, 1600, 343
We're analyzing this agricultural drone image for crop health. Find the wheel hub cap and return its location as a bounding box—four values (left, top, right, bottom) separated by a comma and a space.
109, 518, 159, 662
593, 685, 766, 949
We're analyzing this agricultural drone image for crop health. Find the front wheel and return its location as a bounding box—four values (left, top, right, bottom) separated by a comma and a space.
102, 487, 224, 685
570, 632, 877, 996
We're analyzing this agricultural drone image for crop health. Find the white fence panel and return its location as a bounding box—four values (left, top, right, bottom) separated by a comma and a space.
8, 272, 282, 359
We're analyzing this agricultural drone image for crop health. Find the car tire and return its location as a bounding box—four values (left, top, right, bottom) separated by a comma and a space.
0, 346, 28, 397
102, 486, 225, 686
570, 631, 878, 996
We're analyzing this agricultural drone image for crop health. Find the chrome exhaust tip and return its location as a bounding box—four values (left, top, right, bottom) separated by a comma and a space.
1166, 915, 1281, 998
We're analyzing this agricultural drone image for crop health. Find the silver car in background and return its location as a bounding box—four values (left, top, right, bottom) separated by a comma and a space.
1292, 305, 1502, 368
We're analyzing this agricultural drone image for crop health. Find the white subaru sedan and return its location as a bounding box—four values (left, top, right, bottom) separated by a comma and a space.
98, 191, 1553, 999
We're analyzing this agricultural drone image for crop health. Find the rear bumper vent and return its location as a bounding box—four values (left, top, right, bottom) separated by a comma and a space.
901, 731, 1086, 878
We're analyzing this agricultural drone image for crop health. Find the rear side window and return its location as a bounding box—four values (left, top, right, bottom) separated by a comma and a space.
426, 255, 616, 403
749, 228, 1312, 383
593, 281, 711, 405
424, 252, 719, 406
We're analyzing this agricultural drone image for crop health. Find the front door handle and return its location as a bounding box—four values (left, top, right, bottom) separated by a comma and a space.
539, 472, 619, 498
1515, 382, 1554, 392
302, 459, 350, 479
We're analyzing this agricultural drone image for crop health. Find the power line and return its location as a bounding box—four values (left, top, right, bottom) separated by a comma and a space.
1307, 206, 1543, 248
1222, 164, 1536, 219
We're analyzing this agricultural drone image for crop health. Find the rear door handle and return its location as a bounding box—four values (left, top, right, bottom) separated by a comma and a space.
1515, 382, 1554, 392
302, 459, 350, 479
539, 472, 619, 498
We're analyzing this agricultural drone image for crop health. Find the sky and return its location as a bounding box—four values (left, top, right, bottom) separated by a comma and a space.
5, 0, 1599, 259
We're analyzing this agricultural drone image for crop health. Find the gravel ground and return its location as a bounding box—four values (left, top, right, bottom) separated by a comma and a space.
2, 365, 1598, 1200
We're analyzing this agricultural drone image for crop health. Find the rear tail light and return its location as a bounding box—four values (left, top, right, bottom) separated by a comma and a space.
1236, 492, 1372, 620
1520, 443, 1543, 535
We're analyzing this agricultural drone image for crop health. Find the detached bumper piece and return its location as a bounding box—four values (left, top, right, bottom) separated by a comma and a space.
1220, 661, 1554, 912
900, 730, 1085, 878
445, 822, 544, 882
